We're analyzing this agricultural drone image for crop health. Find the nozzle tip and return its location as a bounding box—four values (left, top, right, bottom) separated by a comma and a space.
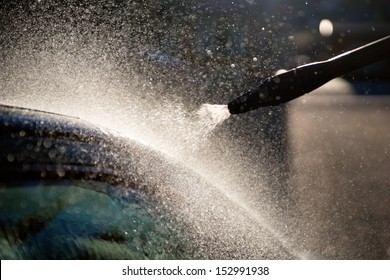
227, 98, 246, 114
228, 88, 263, 114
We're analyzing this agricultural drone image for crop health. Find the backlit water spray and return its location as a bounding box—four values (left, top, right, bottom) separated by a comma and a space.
0, 1, 302, 259
0, 54, 298, 258
197, 104, 231, 132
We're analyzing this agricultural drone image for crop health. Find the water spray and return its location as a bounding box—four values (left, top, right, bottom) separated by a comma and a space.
228, 35, 390, 114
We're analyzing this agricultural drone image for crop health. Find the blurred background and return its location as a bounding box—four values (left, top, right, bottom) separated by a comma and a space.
1, 0, 389, 259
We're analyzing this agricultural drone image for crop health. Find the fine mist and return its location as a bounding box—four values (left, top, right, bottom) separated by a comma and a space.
1, 1, 296, 259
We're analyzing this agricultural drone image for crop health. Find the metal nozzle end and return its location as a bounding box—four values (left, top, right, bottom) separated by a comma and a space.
228, 89, 259, 114
227, 83, 272, 115
227, 97, 248, 114
227, 67, 307, 114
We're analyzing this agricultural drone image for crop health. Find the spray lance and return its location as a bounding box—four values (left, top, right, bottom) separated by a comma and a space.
228, 35, 390, 114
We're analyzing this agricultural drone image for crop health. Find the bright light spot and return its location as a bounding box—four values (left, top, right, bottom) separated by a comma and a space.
231, 63, 235, 68
275, 69, 288, 75
311, 77, 356, 96
253, 57, 258, 62
319, 19, 333, 37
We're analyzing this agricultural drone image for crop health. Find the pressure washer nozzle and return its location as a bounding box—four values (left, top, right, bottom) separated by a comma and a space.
228, 62, 330, 114
228, 35, 390, 115
227, 70, 300, 114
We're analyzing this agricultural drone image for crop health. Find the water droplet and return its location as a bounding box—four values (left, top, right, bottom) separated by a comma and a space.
56, 169, 65, 177
48, 149, 57, 159
7, 154, 15, 162
43, 139, 52, 148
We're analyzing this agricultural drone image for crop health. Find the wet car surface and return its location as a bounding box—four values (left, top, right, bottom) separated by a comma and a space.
0, 105, 198, 259
0, 104, 294, 259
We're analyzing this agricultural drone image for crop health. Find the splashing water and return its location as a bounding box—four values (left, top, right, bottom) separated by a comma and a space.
0, 0, 387, 261
197, 104, 231, 133
175, 104, 232, 152
0, 1, 302, 259
0, 51, 298, 258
